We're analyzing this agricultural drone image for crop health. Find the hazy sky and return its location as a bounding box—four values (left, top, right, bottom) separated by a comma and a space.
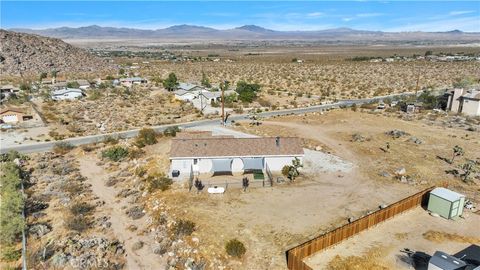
1, 1, 479, 32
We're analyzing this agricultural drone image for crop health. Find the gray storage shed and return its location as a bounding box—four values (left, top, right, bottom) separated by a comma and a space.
427, 188, 465, 220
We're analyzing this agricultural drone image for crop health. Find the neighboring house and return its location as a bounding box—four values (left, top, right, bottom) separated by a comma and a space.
51, 88, 85, 101
446, 88, 480, 116
169, 136, 304, 179
76, 79, 91, 90
174, 89, 197, 102
119, 77, 147, 87
1, 85, 20, 102
405, 102, 423, 114
177, 82, 204, 92
0, 107, 32, 124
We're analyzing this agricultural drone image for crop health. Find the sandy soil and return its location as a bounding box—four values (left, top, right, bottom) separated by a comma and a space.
145, 122, 417, 269
305, 207, 480, 269
79, 155, 167, 270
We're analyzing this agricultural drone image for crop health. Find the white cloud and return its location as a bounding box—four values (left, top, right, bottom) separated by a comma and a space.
357, 13, 384, 18
307, 12, 324, 18
449, 10, 476, 16
385, 16, 480, 32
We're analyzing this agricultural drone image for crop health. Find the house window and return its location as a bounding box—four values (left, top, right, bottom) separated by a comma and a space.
193, 159, 198, 165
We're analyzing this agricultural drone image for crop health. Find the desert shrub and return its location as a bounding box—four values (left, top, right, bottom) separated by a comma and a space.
257, 98, 271, 107
225, 239, 246, 258
135, 128, 157, 148
61, 182, 84, 196
134, 166, 147, 177
0, 151, 28, 162
128, 148, 145, 159
163, 126, 180, 137
102, 135, 119, 145
102, 146, 129, 162
145, 173, 173, 192
53, 142, 75, 155
69, 202, 95, 215
173, 219, 195, 237
1, 246, 21, 262
65, 216, 91, 232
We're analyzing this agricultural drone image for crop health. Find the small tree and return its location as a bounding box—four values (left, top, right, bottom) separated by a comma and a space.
451, 145, 464, 164
201, 72, 211, 88
163, 72, 179, 91
225, 239, 246, 258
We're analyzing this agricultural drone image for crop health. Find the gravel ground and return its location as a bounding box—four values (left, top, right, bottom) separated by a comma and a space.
302, 149, 354, 174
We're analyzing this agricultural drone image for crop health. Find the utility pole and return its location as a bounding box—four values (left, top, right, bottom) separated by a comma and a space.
220, 80, 229, 126
200, 87, 203, 114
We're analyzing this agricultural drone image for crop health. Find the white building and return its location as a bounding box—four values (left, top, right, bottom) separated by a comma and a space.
119, 77, 147, 87
446, 88, 480, 116
177, 82, 204, 92
174, 89, 197, 102
169, 135, 304, 179
51, 88, 85, 101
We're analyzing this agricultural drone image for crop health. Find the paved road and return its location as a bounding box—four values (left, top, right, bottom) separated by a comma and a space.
0, 92, 414, 154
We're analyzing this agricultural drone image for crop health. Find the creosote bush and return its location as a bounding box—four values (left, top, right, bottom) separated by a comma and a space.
145, 173, 173, 192
225, 239, 246, 258
65, 216, 91, 232
53, 142, 75, 155
135, 128, 158, 148
69, 202, 95, 215
173, 219, 195, 237
102, 146, 129, 162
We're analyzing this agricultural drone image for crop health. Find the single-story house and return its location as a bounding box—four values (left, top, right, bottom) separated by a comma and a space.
169, 136, 304, 179
427, 187, 465, 220
51, 88, 85, 101
177, 82, 204, 92
76, 79, 91, 90
198, 91, 222, 104
120, 77, 147, 87
447, 88, 480, 116
174, 89, 197, 102
1, 85, 20, 102
0, 107, 32, 124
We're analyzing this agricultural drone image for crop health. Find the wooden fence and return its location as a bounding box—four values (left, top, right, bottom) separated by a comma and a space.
286, 186, 435, 270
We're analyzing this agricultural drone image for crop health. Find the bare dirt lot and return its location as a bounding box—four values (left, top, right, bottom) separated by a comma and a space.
305, 207, 480, 270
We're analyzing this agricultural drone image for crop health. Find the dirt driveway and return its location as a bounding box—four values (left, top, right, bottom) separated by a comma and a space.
79, 155, 167, 270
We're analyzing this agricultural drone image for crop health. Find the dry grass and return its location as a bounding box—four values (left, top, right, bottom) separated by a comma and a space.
326, 245, 392, 270
423, 230, 480, 244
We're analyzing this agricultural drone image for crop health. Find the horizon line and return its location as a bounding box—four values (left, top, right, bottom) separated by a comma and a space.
5, 24, 478, 33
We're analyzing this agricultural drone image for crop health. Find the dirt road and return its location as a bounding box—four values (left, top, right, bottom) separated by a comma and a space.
79, 155, 167, 270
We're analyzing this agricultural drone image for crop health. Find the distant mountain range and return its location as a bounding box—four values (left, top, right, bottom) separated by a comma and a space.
8, 24, 480, 41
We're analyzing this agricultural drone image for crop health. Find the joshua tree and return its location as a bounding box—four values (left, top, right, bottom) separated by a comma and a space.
461, 160, 475, 183
281, 157, 303, 181
450, 145, 464, 164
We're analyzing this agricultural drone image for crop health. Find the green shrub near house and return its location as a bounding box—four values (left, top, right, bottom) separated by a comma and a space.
135, 128, 158, 148
102, 146, 129, 162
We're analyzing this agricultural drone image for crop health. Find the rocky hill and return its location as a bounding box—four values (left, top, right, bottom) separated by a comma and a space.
0, 29, 112, 76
